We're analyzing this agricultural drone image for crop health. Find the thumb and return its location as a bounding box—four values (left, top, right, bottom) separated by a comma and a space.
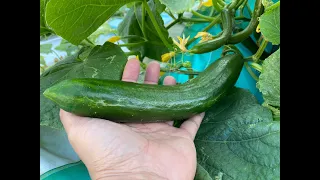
59, 109, 90, 134
59, 109, 97, 160
59, 109, 102, 177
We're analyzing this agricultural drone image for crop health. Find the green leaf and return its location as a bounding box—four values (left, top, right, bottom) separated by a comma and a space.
158, 0, 194, 14
265, 1, 280, 12
118, 6, 144, 40
78, 46, 95, 61
126, 2, 135, 8
154, 0, 166, 13
259, 3, 280, 45
262, 103, 280, 121
118, 0, 171, 60
257, 48, 280, 107
262, 0, 274, 8
40, 42, 128, 129
40, 0, 52, 36
195, 164, 213, 180
45, 0, 140, 45
55, 39, 80, 56
40, 44, 53, 54
40, 56, 46, 66
194, 88, 280, 180
135, 0, 172, 53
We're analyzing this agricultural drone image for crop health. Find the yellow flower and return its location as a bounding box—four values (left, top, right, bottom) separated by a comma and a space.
161, 52, 175, 62
203, 0, 213, 7
136, 55, 139, 60
256, 23, 261, 33
194, 32, 214, 43
173, 34, 190, 52
107, 36, 121, 43
194, 32, 210, 38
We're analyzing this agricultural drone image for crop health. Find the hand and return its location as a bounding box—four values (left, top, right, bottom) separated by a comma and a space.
60, 58, 205, 180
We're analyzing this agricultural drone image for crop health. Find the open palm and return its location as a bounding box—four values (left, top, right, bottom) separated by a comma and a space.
60, 58, 204, 180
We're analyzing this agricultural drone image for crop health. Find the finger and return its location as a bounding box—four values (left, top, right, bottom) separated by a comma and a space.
180, 112, 205, 140
144, 61, 160, 84
59, 109, 90, 133
163, 76, 176, 126
165, 121, 174, 126
126, 122, 165, 131
122, 58, 141, 82
163, 76, 176, 85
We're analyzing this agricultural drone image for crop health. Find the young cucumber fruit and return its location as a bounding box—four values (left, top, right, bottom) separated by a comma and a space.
44, 53, 244, 122
188, 8, 234, 54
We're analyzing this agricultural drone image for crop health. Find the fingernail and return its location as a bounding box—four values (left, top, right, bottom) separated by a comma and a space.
127, 56, 137, 60
149, 61, 160, 66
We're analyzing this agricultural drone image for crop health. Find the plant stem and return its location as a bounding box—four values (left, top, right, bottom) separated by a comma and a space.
141, 3, 147, 39
181, 53, 184, 63
186, 15, 221, 46
256, 35, 263, 46
166, 18, 180, 29
227, 0, 240, 10
217, 0, 226, 6
191, 10, 214, 21
250, 62, 263, 72
244, 62, 259, 81
143, 0, 173, 50
177, 69, 200, 75
161, 68, 200, 75
223, 44, 242, 55
181, 17, 210, 23
134, 3, 147, 39
240, 0, 248, 9
209, 6, 215, 16
244, 56, 253, 61
189, 74, 194, 79
85, 38, 95, 46
212, 0, 223, 12
235, 0, 245, 9
51, 50, 63, 60
265, 1, 280, 12
119, 41, 146, 47
165, 9, 177, 20
81, 38, 95, 47
201, 16, 221, 31
252, 39, 268, 62
235, 16, 251, 21
148, 40, 166, 46
121, 35, 147, 41
125, 51, 140, 56
239, 0, 248, 16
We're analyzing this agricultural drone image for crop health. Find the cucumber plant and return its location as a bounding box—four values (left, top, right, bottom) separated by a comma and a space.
40, 0, 280, 179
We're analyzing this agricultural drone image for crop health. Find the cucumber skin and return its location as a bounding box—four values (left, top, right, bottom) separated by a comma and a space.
189, 8, 234, 54
44, 53, 244, 122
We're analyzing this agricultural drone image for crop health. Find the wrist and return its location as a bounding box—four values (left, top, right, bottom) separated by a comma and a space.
92, 171, 167, 180
85, 155, 168, 180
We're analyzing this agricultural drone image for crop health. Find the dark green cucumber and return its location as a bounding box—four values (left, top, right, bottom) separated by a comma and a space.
188, 8, 234, 54
44, 53, 244, 123
228, 0, 263, 44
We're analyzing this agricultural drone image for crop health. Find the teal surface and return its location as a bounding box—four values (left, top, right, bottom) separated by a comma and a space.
40, 161, 90, 180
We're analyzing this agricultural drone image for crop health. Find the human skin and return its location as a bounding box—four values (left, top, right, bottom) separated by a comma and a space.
60, 58, 204, 180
